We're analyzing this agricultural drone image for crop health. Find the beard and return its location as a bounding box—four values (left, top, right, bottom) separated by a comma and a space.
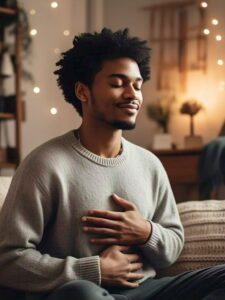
110, 120, 136, 130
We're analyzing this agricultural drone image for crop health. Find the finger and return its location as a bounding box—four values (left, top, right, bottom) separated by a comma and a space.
120, 280, 139, 288
83, 226, 119, 236
127, 253, 142, 263
130, 262, 143, 271
127, 272, 144, 280
81, 216, 120, 229
112, 194, 136, 211
83, 211, 123, 221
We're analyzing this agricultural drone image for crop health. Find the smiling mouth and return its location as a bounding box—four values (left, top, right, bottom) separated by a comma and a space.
116, 102, 139, 110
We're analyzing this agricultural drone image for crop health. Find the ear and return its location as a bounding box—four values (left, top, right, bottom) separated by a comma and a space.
75, 82, 90, 103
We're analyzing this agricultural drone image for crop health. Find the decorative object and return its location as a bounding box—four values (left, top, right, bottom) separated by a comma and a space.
180, 99, 203, 149
147, 96, 175, 150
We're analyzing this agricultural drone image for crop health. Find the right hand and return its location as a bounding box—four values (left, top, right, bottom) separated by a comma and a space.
100, 245, 144, 288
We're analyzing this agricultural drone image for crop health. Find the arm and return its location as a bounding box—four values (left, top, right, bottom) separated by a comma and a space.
0, 165, 100, 292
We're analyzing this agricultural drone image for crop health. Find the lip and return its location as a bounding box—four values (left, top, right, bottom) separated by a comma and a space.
116, 102, 140, 110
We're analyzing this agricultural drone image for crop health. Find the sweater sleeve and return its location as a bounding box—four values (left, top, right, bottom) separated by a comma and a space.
140, 159, 184, 269
0, 159, 101, 292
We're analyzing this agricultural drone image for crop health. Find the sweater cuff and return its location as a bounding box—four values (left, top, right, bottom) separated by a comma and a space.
76, 256, 101, 285
140, 221, 160, 251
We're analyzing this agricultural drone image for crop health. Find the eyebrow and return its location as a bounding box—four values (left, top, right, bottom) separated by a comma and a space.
108, 73, 143, 82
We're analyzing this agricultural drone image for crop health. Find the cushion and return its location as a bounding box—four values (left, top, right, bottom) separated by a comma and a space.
0, 176, 12, 210
158, 200, 225, 277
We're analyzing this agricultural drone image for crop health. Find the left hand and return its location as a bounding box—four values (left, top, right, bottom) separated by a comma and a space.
81, 194, 151, 246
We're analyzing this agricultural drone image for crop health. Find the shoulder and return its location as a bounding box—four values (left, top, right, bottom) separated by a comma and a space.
16, 131, 75, 177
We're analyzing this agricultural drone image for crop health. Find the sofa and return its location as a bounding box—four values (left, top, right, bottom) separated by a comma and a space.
0, 176, 225, 297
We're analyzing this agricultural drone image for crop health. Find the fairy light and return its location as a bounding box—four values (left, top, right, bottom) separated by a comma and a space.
33, 87, 40, 94
203, 28, 210, 35
30, 29, 37, 36
51, 2, 58, 8
63, 30, 70, 36
212, 19, 219, 25
54, 48, 60, 54
50, 107, 58, 115
30, 9, 36, 15
200, 2, 208, 8
215, 35, 222, 41
217, 59, 224, 66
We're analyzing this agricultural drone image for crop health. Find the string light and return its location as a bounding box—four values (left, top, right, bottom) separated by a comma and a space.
217, 59, 224, 66
63, 30, 70, 36
200, 2, 208, 8
30, 9, 36, 15
51, 2, 58, 8
203, 28, 210, 35
50, 107, 58, 115
54, 48, 60, 54
33, 87, 40, 94
215, 35, 222, 41
30, 29, 38, 36
211, 19, 219, 25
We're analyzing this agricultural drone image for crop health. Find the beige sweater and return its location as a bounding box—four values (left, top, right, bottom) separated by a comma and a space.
0, 130, 184, 298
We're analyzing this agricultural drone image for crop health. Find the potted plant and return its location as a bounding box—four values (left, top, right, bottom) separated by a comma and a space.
146, 96, 176, 150
180, 99, 203, 148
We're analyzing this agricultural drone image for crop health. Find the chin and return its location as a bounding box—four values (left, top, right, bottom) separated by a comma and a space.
111, 120, 136, 130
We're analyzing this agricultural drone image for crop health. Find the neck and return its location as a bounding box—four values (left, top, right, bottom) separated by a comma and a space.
78, 123, 122, 158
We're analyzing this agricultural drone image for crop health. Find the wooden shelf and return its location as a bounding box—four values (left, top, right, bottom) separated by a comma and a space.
0, 6, 17, 15
0, 162, 17, 169
0, 113, 16, 120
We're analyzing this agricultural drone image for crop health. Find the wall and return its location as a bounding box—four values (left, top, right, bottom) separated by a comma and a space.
18, 0, 87, 158
104, 0, 225, 149
17, 0, 225, 159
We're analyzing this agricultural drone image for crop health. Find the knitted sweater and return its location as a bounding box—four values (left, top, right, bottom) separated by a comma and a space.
0, 130, 184, 297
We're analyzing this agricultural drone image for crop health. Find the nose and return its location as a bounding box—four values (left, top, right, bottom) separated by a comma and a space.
123, 85, 137, 100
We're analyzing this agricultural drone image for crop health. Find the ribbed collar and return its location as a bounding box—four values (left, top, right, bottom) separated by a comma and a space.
68, 130, 128, 167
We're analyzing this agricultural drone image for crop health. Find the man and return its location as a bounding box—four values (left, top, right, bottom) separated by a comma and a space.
0, 28, 224, 300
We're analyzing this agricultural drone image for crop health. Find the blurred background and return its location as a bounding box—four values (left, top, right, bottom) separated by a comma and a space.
1, 0, 225, 200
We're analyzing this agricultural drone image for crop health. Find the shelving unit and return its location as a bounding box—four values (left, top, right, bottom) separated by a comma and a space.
0, 5, 22, 170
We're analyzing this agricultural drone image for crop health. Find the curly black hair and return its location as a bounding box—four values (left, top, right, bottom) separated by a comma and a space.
54, 28, 151, 117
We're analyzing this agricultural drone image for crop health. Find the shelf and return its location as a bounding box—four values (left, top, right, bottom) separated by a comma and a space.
0, 162, 17, 169
0, 6, 17, 15
0, 113, 16, 120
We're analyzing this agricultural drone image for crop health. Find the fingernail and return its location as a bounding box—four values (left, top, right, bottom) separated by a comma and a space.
81, 217, 86, 222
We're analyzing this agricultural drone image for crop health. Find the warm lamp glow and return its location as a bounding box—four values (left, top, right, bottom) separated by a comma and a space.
51, 2, 58, 8
33, 87, 40, 94
63, 30, 70, 36
30, 9, 36, 15
200, 2, 208, 8
217, 59, 224, 66
216, 35, 222, 41
203, 28, 210, 35
211, 19, 219, 25
50, 107, 58, 115
30, 29, 37, 36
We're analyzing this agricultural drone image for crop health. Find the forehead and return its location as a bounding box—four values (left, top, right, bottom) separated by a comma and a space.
98, 57, 142, 80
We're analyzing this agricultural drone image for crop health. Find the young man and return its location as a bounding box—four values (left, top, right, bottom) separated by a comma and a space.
0, 28, 224, 300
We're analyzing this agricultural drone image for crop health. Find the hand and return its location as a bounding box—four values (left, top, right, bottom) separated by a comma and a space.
81, 194, 151, 246
100, 245, 144, 288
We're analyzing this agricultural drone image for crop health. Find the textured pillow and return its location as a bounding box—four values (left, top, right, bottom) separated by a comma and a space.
158, 200, 225, 277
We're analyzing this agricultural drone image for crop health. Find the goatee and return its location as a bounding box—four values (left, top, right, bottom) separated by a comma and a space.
111, 121, 136, 130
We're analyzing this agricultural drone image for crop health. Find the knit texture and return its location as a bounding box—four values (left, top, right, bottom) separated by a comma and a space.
0, 130, 183, 296
157, 200, 225, 277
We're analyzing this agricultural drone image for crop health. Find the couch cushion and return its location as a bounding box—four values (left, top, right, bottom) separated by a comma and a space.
157, 200, 225, 277
0, 177, 12, 210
